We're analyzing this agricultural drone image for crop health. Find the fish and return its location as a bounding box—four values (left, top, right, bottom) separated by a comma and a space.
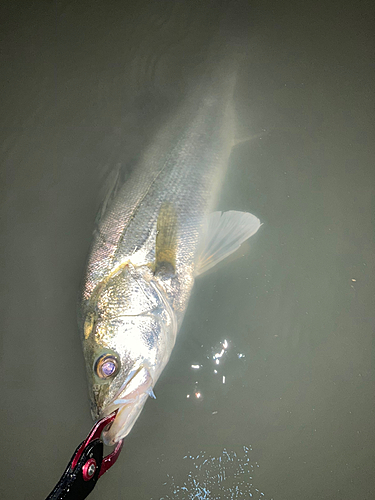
78, 58, 261, 446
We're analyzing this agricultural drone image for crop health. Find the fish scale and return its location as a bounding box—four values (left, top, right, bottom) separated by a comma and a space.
79, 58, 261, 445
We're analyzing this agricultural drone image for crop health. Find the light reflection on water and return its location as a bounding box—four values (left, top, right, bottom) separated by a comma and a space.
154, 447, 270, 500
184, 337, 247, 403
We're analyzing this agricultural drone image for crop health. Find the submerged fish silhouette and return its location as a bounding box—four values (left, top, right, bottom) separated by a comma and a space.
79, 57, 261, 445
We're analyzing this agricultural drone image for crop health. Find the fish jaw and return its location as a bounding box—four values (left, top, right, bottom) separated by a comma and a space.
101, 365, 153, 445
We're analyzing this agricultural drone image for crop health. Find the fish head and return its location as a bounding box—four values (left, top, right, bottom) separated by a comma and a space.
81, 263, 175, 445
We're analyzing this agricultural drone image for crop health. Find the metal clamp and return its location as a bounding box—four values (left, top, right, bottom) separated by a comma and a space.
45, 412, 123, 500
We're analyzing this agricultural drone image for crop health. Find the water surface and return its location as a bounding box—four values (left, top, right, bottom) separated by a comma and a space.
1, 1, 374, 499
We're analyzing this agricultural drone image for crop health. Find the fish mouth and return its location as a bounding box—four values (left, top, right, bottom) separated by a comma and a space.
102, 365, 153, 446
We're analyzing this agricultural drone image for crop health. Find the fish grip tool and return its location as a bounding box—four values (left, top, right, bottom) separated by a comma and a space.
45, 412, 123, 500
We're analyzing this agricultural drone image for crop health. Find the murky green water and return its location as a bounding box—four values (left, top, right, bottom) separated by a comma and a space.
1, 1, 374, 499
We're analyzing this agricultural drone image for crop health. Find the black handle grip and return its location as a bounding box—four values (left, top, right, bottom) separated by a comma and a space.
45, 439, 103, 500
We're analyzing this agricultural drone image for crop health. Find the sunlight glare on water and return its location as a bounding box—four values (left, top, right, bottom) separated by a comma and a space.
185, 337, 246, 401
154, 446, 271, 500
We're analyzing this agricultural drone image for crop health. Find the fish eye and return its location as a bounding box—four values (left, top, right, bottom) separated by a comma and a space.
94, 353, 120, 379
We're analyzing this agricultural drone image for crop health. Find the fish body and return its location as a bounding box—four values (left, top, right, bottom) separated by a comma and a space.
79, 64, 261, 445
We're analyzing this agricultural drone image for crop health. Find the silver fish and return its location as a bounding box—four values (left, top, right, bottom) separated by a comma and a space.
79, 63, 261, 445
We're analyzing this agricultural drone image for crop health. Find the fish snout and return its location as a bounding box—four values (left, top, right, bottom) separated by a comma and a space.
101, 366, 154, 445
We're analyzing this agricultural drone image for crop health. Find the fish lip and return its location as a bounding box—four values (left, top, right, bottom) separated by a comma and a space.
101, 367, 141, 415
101, 365, 153, 445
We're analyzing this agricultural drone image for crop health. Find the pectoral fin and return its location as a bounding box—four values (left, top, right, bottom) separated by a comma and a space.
146, 387, 156, 399
155, 202, 178, 276
195, 211, 261, 276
